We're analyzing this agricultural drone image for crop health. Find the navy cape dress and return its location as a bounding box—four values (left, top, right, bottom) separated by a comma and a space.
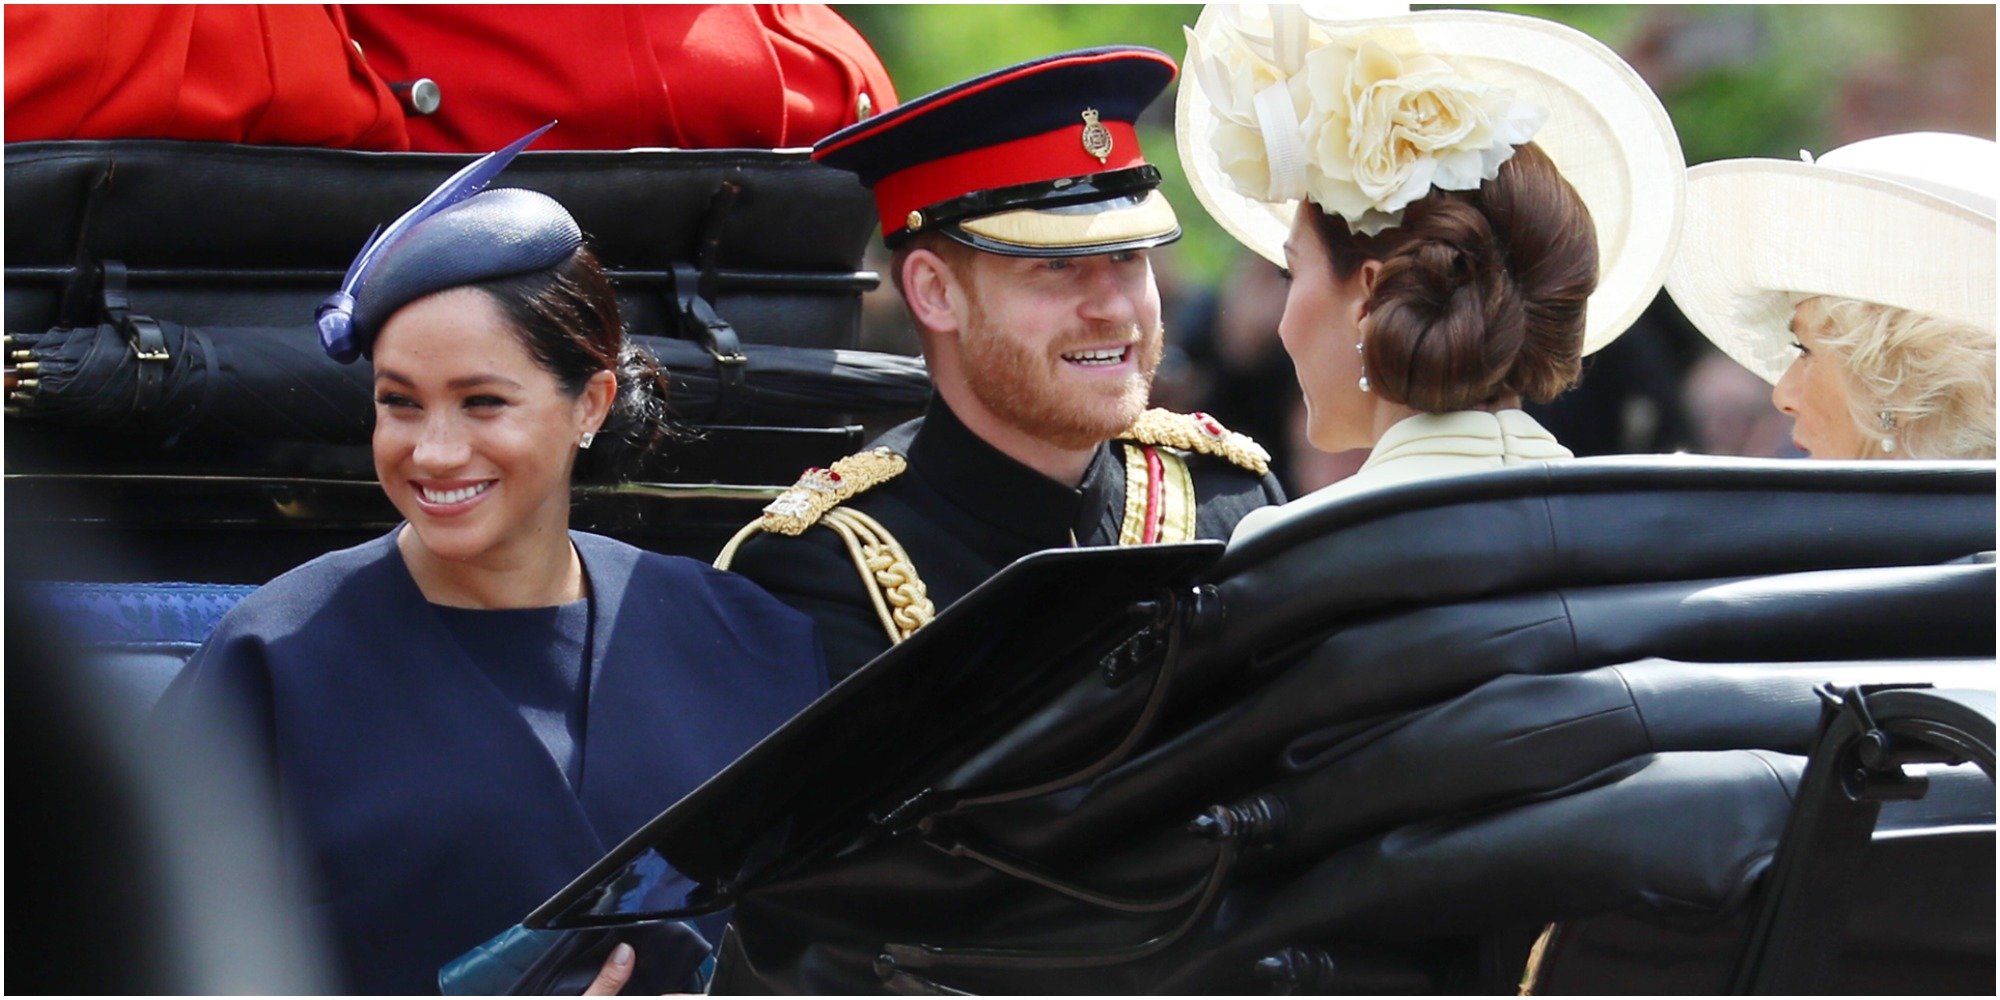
154, 529, 827, 994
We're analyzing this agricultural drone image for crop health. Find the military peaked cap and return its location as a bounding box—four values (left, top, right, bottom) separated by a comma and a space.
813, 47, 1182, 256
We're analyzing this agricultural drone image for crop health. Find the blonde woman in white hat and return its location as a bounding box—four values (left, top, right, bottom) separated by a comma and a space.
1176, 3, 1685, 534
1666, 132, 1996, 460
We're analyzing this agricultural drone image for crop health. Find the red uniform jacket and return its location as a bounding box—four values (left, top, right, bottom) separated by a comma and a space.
344, 4, 899, 151
4, 4, 408, 149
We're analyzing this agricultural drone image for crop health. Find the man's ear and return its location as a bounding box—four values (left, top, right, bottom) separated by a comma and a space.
903, 248, 966, 335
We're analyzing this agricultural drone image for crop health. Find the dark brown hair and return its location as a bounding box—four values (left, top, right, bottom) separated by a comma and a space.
471, 245, 677, 479
1312, 142, 1598, 412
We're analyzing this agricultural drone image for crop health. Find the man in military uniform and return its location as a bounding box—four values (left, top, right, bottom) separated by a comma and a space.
719, 47, 1284, 680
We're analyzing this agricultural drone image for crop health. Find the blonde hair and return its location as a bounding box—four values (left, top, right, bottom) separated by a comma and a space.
1797, 296, 1996, 459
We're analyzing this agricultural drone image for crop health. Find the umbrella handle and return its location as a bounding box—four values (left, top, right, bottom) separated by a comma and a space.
5, 332, 48, 410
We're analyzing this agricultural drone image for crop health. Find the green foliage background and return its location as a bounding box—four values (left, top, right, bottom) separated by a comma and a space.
835, 4, 1975, 283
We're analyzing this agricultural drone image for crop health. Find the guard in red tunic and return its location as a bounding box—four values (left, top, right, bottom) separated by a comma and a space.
342, 4, 898, 151
717, 47, 1285, 681
4, 4, 408, 149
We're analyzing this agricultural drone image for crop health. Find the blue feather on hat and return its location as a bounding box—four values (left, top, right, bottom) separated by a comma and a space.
316, 122, 563, 363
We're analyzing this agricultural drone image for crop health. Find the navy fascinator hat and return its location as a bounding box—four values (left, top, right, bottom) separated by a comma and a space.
315, 123, 583, 362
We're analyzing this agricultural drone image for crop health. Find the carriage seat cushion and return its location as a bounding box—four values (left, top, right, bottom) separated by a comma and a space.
22, 581, 256, 716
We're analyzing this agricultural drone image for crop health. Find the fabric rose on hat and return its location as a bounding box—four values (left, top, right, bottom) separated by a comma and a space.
1183, 8, 1320, 202
1301, 35, 1545, 234
1184, 4, 1546, 236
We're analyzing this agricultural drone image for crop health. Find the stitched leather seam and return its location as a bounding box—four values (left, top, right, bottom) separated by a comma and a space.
1608, 666, 1656, 755
1554, 587, 1584, 674
1490, 704, 1635, 749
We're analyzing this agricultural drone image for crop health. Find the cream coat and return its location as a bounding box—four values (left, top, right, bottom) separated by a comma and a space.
1231, 409, 1572, 540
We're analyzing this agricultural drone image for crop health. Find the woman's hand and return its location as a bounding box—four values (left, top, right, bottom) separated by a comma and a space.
581, 942, 635, 995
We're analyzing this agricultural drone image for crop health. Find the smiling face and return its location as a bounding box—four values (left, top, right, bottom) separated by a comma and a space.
1773, 302, 1871, 459
1278, 209, 1378, 453
371, 287, 606, 569
948, 249, 1165, 450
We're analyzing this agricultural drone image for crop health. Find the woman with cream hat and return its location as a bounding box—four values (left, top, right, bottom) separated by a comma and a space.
1175, 2, 1684, 531
1665, 132, 1996, 460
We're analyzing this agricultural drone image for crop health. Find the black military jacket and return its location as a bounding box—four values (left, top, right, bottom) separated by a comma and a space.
726, 398, 1285, 680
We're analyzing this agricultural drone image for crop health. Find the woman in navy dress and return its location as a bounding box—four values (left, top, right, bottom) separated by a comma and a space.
155, 129, 827, 993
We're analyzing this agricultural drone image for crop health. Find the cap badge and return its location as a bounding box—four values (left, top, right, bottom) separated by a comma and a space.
1080, 108, 1113, 164
906, 210, 925, 232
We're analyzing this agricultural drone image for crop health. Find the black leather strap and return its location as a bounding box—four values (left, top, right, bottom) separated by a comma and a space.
934, 587, 1215, 817
671, 262, 746, 424
876, 836, 1239, 979
918, 822, 1210, 914
98, 260, 170, 416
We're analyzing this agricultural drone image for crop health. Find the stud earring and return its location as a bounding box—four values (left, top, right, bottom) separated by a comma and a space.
579, 430, 596, 450
1878, 411, 1896, 454
1356, 340, 1371, 393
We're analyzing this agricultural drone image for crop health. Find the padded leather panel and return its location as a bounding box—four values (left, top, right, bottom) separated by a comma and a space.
939, 560, 1991, 841
1151, 750, 1806, 992
4, 141, 872, 272
587, 460, 1999, 991
1200, 458, 1994, 677
5, 140, 877, 349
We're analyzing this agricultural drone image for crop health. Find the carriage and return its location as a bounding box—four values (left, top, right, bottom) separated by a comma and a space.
6, 138, 1992, 994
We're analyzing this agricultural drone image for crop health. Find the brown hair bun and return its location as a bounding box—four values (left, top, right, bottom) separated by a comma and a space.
1313, 143, 1598, 413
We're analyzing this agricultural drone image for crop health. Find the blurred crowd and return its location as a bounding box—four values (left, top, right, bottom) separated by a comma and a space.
16, 4, 1987, 495
857, 4, 1997, 495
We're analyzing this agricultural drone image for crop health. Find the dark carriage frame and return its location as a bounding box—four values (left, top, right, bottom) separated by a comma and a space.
6, 139, 1995, 995
6, 139, 916, 580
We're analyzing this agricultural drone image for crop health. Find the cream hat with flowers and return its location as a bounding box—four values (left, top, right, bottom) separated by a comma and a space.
1664, 131, 1998, 384
1176, 2, 1684, 355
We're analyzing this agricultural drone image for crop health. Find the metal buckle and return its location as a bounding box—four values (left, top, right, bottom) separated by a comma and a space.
99, 261, 170, 363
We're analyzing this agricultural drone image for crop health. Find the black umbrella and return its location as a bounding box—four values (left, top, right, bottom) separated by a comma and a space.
4, 322, 929, 445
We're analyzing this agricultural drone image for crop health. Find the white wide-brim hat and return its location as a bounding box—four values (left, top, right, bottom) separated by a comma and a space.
1176, 3, 1685, 355
1664, 131, 1998, 384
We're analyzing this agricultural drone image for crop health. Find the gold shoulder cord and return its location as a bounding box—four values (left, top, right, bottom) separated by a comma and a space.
1119, 408, 1273, 476
714, 512, 935, 647
823, 507, 935, 643
1117, 444, 1197, 545
713, 448, 936, 647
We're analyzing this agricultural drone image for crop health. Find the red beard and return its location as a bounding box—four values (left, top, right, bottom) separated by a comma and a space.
958, 304, 1164, 451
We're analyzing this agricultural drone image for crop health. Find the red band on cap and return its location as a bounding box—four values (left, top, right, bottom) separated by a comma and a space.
815, 48, 1176, 159
874, 121, 1145, 235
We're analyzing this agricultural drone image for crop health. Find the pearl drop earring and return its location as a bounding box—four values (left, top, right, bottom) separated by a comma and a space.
1356, 340, 1371, 393
1878, 410, 1896, 454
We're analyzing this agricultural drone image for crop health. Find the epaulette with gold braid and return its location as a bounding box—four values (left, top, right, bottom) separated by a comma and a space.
1118, 409, 1272, 476
757, 447, 908, 536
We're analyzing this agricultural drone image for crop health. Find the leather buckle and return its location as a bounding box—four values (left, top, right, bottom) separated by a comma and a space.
671, 262, 747, 423
98, 260, 170, 415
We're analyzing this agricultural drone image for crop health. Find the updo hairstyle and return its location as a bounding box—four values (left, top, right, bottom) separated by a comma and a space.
1795, 296, 1996, 460
1312, 142, 1599, 413
469, 246, 679, 479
